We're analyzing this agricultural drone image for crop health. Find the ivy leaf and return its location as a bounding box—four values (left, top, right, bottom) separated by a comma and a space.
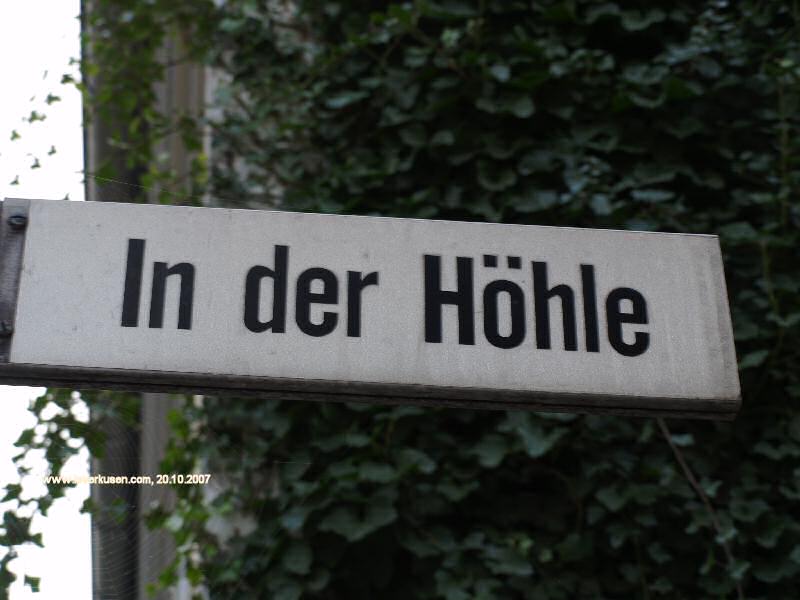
325, 90, 369, 109
586, 3, 620, 23
282, 541, 312, 575
437, 480, 478, 501
509, 96, 535, 118
647, 542, 671, 565
280, 506, 308, 533
650, 577, 674, 594
425, 1, 480, 19
27, 110, 46, 123
24, 575, 40, 593
3, 513, 32, 545
517, 149, 557, 175
399, 123, 427, 147
512, 190, 559, 213
590, 194, 613, 215
629, 91, 665, 108
502, 413, 566, 458
631, 189, 674, 202
272, 580, 302, 600
397, 447, 436, 474
669, 433, 694, 447
344, 432, 370, 447
739, 349, 768, 369
398, 529, 441, 558
359, 462, 396, 483
754, 515, 785, 548
596, 485, 629, 512
719, 222, 759, 243
2, 484, 22, 503
475, 97, 499, 114
730, 559, 751, 581
319, 495, 397, 541
730, 497, 770, 523
430, 130, 455, 146
489, 64, 510, 82
471, 434, 507, 468
485, 545, 534, 576
477, 161, 517, 191
621, 9, 665, 31
318, 507, 361, 540
476, 95, 535, 118
752, 561, 797, 584
13, 429, 34, 447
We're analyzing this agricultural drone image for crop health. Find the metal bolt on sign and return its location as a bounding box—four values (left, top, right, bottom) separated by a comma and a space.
7, 214, 28, 231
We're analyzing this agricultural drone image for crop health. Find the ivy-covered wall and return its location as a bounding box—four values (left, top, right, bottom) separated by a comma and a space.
164, 2, 799, 598
3, 1, 799, 599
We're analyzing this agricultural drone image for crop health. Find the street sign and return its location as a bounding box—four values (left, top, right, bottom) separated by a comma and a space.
0, 198, 740, 419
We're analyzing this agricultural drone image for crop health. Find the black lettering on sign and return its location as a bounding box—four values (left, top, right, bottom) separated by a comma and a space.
120, 238, 195, 330
296, 268, 339, 337
532, 261, 577, 351
347, 271, 379, 337
422, 253, 651, 357
606, 287, 649, 357
149, 262, 195, 330
483, 279, 526, 349
121, 238, 145, 327
581, 264, 600, 352
244, 245, 288, 333
424, 255, 475, 345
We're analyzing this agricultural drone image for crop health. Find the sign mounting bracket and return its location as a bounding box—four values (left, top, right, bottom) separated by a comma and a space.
0, 199, 30, 363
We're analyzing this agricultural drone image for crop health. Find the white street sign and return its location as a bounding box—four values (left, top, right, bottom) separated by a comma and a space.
0, 198, 740, 418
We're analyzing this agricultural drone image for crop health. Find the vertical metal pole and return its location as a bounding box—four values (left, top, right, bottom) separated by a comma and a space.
82, 2, 140, 599
136, 30, 206, 600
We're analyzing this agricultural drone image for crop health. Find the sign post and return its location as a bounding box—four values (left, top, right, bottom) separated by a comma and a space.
0, 198, 740, 419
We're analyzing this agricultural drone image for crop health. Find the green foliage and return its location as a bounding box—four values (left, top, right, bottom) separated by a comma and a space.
2, 0, 799, 598
0, 390, 138, 597
158, 2, 800, 598
80, 0, 214, 202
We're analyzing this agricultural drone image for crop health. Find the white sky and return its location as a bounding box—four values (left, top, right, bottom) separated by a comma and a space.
0, 1, 91, 598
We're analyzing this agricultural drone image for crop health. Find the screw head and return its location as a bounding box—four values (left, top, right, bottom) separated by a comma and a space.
0, 320, 13, 337
7, 214, 27, 231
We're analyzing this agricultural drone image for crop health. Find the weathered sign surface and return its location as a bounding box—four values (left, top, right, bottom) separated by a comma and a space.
0, 198, 740, 418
